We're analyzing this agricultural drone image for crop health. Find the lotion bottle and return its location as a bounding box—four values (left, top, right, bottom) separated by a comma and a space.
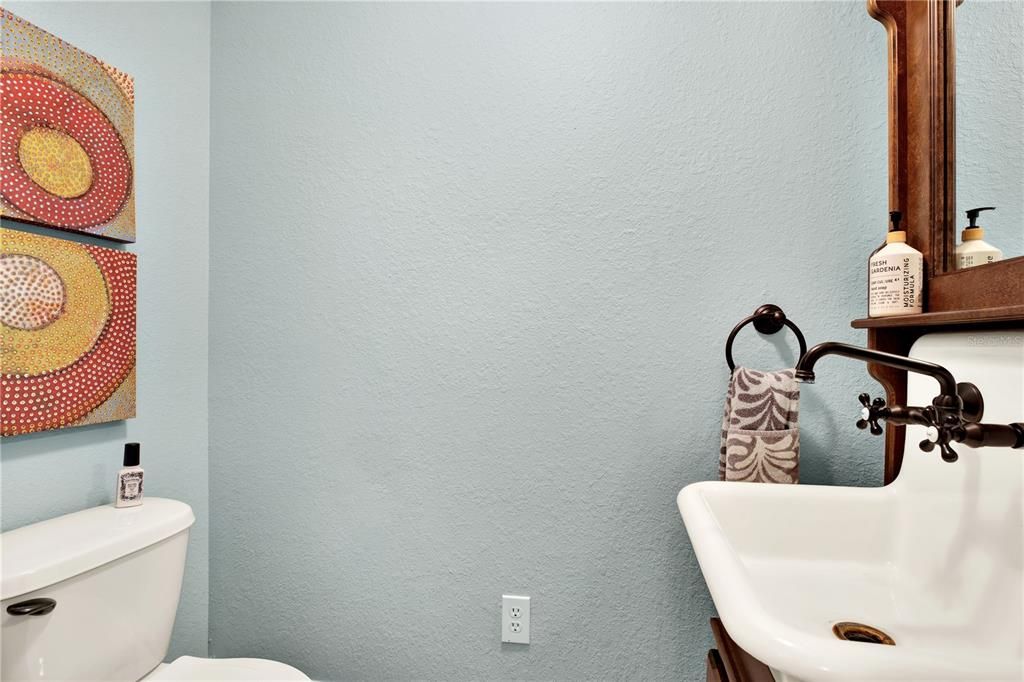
868, 211, 923, 317
957, 206, 1002, 269
115, 442, 144, 508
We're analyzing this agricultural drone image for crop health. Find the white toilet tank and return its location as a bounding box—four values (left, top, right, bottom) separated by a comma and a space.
1, 498, 195, 681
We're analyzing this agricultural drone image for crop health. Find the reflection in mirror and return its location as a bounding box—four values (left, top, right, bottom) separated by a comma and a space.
956, 0, 1024, 268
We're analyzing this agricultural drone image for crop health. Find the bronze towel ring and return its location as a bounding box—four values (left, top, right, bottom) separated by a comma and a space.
725, 304, 807, 371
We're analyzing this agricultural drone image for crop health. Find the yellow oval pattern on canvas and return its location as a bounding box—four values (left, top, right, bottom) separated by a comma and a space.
0, 230, 108, 376
18, 127, 94, 199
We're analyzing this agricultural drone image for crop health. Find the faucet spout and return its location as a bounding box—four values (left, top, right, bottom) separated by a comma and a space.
795, 341, 959, 403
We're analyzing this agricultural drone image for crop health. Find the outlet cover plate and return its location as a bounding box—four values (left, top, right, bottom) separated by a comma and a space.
502, 594, 530, 644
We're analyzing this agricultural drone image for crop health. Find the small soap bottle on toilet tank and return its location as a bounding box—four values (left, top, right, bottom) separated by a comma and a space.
115, 442, 144, 508
868, 211, 923, 317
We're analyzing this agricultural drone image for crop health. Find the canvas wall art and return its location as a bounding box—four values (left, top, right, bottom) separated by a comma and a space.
0, 228, 136, 436
0, 9, 135, 242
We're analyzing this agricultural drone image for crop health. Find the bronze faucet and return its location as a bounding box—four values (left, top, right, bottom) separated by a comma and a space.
795, 342, 1024, 462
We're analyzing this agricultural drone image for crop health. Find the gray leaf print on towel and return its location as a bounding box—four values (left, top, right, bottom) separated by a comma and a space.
719, 367, 800, 483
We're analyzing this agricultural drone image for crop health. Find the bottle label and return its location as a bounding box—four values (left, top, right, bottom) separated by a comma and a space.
958, 251, 1002, 269
869, 252, 922, 316
119, 471, 144, 502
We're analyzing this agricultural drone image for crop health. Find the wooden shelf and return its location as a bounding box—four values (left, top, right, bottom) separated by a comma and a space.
852, 305, 1024, 329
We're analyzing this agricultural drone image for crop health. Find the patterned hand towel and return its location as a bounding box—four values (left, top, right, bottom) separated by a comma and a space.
719, 367, 800, 483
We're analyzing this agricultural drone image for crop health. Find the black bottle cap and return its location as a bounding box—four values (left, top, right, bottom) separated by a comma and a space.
889, 210, 902, 231
965, 206, 995, 227
123, 442, 140, 467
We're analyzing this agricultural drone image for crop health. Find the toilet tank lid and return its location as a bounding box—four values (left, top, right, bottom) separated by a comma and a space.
1, 498, 195, 600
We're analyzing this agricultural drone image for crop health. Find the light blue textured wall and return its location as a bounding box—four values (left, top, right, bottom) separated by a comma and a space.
0, 2, 211, 659
209, 2, 886, 679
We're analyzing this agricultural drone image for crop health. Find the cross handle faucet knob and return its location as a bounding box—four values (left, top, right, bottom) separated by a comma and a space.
856, 393, 886, 436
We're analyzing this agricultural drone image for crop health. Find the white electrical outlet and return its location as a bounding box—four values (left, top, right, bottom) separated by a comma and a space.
501, 594, 530, 644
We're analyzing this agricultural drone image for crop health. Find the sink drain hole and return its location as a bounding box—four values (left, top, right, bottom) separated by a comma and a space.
832, 622, 895, 645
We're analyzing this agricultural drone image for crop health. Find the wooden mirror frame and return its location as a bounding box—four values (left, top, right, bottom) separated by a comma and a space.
859, 0, 1024, 483
867, 0, 957, 278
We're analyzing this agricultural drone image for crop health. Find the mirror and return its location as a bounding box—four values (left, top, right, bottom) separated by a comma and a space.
955, 0, 1024, 269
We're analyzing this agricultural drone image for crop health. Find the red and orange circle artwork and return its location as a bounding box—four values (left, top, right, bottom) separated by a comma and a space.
0, 73, 132, 229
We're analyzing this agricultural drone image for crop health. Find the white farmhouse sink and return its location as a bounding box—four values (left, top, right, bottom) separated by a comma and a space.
679, 331, 1023, 682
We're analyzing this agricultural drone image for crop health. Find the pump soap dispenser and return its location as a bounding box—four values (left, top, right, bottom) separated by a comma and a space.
957, 206, 1002, 269
868, 210, 923, 317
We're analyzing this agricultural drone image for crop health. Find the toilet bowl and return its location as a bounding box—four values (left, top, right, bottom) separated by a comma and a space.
0, 498, 309, 681
144, 656, 309, 680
